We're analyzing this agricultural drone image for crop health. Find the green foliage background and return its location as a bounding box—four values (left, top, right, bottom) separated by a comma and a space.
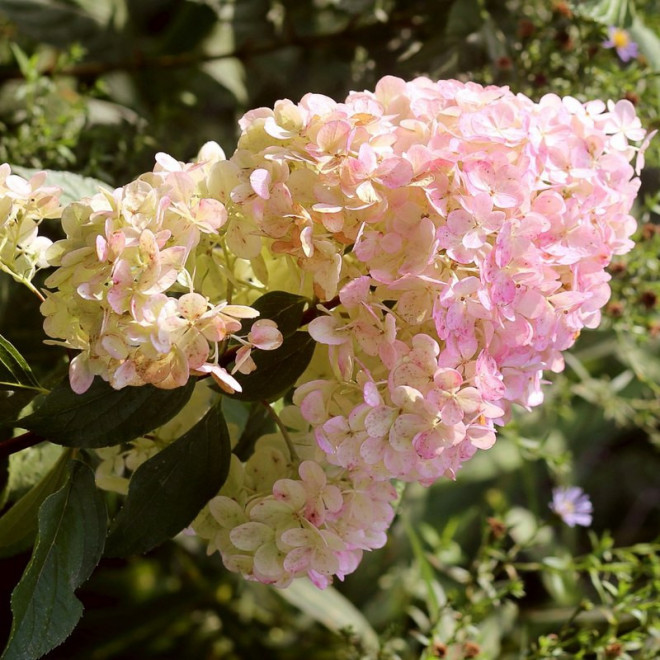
0, 1, 659, 658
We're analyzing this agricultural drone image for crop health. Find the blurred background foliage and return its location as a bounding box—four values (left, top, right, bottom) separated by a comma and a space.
0, 0, 659, 658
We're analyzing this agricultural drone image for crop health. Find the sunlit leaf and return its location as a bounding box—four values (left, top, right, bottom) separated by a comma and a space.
9, 167, 110, 205
0, 449, 71, 558
278, 579, 379, 653
0, 334, 42, 392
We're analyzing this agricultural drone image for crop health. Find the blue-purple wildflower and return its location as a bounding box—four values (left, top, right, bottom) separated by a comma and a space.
550, 487, 593, 527
603, 26, 639, 62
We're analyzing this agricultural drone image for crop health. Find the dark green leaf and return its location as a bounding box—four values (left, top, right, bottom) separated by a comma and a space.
0, 449, 71, 558
0, 0, 121, 52
243, 290, 309, 338
0, 391, 35, 438
229, 331, 316, 402
105, 404, 231, 557
233, 401, 276, 461
18, 378, 196, 448
0, 335, 42, 392
1, 460, 106, 660
445, 0, 482, 39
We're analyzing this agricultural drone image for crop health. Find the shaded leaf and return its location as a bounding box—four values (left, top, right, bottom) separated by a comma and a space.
0, 335, 42, 392
18, 378, 196, 448
233, 400, 276, 461
1, 460, 106, 660
243, 290, 308, 338
229, 331, 315, 402
0, 0, 123, 52
0, 449, 71, 558
105, 404, 231, 557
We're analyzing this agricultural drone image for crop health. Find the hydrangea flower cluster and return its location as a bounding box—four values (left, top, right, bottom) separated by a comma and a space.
44, 76, 649, 590
41, 149, 282, 394
186, 77, 647, 586
213, 77, 646, 488
0, 164, 61, 286
192, 406, 397, 589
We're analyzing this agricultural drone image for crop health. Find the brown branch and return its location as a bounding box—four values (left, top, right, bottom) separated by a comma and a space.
0, 16, 391, 83
0, 41, 284, 82
0, 430, 47, 461
0, 7, 423, 84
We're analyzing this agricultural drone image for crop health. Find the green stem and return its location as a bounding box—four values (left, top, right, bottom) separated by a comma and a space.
0, 261, 45, 302
260, 400, 299, 463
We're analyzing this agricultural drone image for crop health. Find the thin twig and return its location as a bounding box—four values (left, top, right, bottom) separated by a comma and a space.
0, 430, 46, 461
260, 400, 298, 462
0, 14, 408, 83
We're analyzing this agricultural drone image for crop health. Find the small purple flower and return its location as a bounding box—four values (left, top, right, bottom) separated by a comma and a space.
550, 487, 593, 527
603, 26, 639, 62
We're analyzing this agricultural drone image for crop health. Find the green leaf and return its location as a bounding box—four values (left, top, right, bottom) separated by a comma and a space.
229, 331, 316, 402
571, 0, 632, 26
445, 0, 482, 39
6, 443, 64, 505
18, 378, 196, 448
202, 58, 248, 105
244, 290, 309, 338
0, 449, 71, 558
1, 460, 106, 660
233, 400, 276, 461
0, 334, 43, 392
9, 167, 110, 206
278, 579, 379, 653
105, 404, 231, 557
630, 16, 660, 71
0, 391, 35, 439
0, 0, 120, 51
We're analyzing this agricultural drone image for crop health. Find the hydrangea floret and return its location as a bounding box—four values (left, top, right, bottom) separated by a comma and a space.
39, 76, 649, 589
0, 164, 61, 293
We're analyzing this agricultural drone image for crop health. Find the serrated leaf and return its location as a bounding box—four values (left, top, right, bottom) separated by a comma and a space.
1, 460, 106, 660
18, 378, 196, 448
0, 449, 71, 558
229, 331, 315, 402
244, 290, 309, 338
105, 404, 231, 557
0, 335, 43, 392
9, 167, 110, 206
